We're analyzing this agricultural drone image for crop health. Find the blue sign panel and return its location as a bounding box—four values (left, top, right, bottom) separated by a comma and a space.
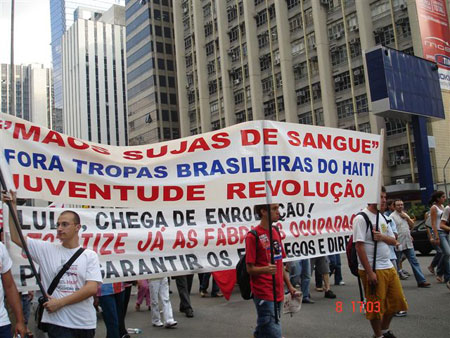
366, 46, 445, 120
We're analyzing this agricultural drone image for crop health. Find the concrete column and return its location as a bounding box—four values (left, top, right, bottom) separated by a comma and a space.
243, 0, 263, 120
216, 1, 235, 126
192, 0, 211, 133
311, 0, 337, 127
275, 0, 296, 123
173, 1, 189, 137
356, 0, 384, 133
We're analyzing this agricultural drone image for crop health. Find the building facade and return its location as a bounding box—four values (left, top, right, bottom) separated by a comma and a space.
1, 63, 54, 128
50, 0, 125, 132
125, 0, 180, 145
62, 5, 128, 146
172, 0, 449, 197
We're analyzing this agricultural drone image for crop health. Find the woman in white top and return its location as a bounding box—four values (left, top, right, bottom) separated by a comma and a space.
427, 191, 446, 281
439, 201, 450, 290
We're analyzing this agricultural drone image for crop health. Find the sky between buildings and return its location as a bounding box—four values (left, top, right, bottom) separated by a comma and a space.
0, 0, 51, 66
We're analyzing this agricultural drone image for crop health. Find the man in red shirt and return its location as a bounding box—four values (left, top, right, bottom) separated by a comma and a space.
246, 204, 296, 338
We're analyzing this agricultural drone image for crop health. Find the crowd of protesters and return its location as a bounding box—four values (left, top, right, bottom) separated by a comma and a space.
0, 189, 449, 338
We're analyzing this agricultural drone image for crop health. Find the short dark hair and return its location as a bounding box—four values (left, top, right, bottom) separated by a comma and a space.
387, 199, 395, 207
254, 204, 267, 218
394, 199, 403, 206
381, 186, 386, 193
59, 210, 81, 225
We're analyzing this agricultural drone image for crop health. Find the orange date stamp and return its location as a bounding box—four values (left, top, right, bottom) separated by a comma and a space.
335, 301, 380, 313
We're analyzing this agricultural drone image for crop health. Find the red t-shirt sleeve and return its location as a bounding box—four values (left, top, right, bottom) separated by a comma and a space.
245, 232, 257, 264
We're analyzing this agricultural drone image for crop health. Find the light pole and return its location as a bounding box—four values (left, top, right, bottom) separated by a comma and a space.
444, 156, 450, 200
9, 0, 15, 116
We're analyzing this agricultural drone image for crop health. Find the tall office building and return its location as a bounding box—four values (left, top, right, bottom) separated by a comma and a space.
1, 63, 54, 128
62, 5, 128, 146
50, 0, 125, 132
125, 0, 180, 145
172, 0, 450, 197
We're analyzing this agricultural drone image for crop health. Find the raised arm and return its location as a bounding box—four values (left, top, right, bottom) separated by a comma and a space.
1, 190, 24, 248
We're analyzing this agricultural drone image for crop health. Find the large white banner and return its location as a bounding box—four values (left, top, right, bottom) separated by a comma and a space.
7, 205, 358, 291
1, 113, 383, 290
1, 113, 382, 208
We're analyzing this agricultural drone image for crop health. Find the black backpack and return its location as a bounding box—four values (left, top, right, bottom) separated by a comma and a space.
236, 230, 258, 300
346, 212, 372, 277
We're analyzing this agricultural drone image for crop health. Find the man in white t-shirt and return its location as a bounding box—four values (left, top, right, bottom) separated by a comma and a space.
353, 186, 407, 338
3, 191, 102, 338
0, 241, 26, 338
390, 199, 430, 288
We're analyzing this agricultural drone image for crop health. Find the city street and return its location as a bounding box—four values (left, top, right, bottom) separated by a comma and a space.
88, 254, 450, 338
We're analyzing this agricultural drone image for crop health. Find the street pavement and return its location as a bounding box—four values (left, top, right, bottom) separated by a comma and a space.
32, 254, 450, 338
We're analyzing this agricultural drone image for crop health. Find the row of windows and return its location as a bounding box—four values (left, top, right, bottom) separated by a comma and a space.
159, 92, 177, 105
298, 108, 324, 126
334, 66, 365, 92
161, 109, 179, 122
227, 3, 243, 23
385, 118, 407, 136
255, 6, 275, 27
126, 1, 142, 20
387, 143, 413, 167
336, 94, 368, 119
158, 75, 176, 88
154, 25, 172, 38
127, 9, 150, 36
155, 41, 173, 55
289, 14, 302, 33
263, 96, 284, 117
127, 58, 154, 83
127, 41, 153, 67
236, 109, 253, 123
296, 83, 321, 105
330, 40, 362, 66
157, 58, 174, 71
371, 0, 406, 20
374, 19, 411, 46
229, 24, 245, 43
127, 26, 151, 51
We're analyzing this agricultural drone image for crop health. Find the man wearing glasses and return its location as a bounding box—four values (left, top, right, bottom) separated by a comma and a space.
3, 191, 102, 338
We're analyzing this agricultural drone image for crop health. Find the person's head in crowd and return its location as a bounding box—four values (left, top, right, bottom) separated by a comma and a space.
254, 203, 280, 223
394, 199, 404, 213
430, 190, 445, 206
56, 210, 82, 243
387, 199, 395, 212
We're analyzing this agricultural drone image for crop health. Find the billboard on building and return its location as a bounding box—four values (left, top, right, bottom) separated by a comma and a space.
366, 46, 445, 120
416, 0, 450, 91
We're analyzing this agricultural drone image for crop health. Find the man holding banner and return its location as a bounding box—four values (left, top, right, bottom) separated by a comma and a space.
246, 203, 297, 338
353, 187, 408, 338
3, 191, 102, 338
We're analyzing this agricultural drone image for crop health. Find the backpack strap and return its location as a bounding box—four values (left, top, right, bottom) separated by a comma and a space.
357, 212, 373, 239
357, 211, 378, 272
249, 229, 259, 258
380, 213, 392, 224
47, 247, 85, 295
372, 212, 380, 272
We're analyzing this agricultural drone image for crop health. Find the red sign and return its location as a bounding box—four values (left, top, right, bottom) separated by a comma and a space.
416, 0, 450, 91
